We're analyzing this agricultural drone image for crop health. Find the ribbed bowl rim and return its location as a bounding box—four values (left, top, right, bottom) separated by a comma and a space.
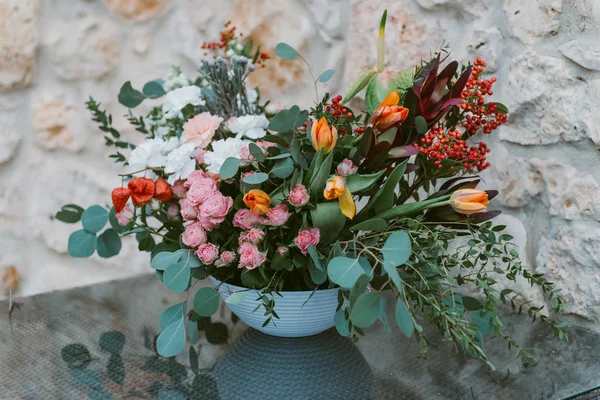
209, 276, 338, 295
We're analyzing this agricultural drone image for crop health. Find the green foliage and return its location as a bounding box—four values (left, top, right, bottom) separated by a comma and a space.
163, 262, 191, 293
156, 319, 186, 358
68, 230, 97, 258
350, 292, 380, 328
142, 79, 166, 97
160, 302, 187, 330
118, 81, 146, 108
97, 229, 122, 258
395, 299, 414, 337
274, 43, 299, 60
310, 202, 346, 245
327, 257, 371, 289
318, 69, 335, 83
342, 68, 377, 104
271, 157, 294, 179
55, 204, 84, 223
193, 287, 220, 317
267, 105, 302, 132
220, 157, 241, 179
81, 206, 109, 233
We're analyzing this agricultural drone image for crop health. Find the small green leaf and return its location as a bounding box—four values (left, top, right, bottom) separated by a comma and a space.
309, 151, 334, 200
318, 69, 335, 83
291, 139, 308, 169
395, 299, 414, 337
345, 169, 386, 193
96, 229, 122, 258
248, 143, 266, 162
310, 202, 346, 245
342, 68, 377, 104
275, 42, 299, 60
226, 291, 249, 305
118, 81, 145, 108
142, 79, 166, 98
334, 309, 350, 336
415, 116, 428, 134
351, 292, 380, 328
151, 251, 183, 270
350, 274, 371, 307
268, 105, 300, 133
327, 257, 371, 289
163, 262, 191, 293
81, 206, 109, 233
243, 172, 269, 185
159, 302, 186, 330
492, 102, 509, 114
271, 157, 294, 179
55, 204, 84, 223
462, 296, 483, 311
379, 299, 392, 334
68, 230, 97, 258
349, 218, 387, 232
471, 310, 493, 334
156, 319, 186, 358
193, 287, 220, 317
219, 157, 240, 180
308, 261, 327, 285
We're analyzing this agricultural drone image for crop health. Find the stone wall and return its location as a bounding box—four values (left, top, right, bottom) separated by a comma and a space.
1, 0, 599, 329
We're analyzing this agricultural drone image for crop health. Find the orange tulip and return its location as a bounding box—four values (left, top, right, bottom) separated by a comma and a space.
243, 189, 271, 216
311, 117, 338, 153
323, 176, 355, 219
154, 177, 173, 202
449, 189, 489, 215
370, 91, 409, 132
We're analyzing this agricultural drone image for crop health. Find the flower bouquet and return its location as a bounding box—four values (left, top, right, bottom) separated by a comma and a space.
58, 12, 566, 369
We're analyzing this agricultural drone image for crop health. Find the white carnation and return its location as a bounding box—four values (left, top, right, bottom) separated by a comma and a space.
127, 138, 167, 176
162, 137, 180, 155
226, 114, 269, 140
162, 86, 205, 119
164, 71, 191, 92
164, 143, 197, 184
204, 137, 250, 174
246, 88, 258, 104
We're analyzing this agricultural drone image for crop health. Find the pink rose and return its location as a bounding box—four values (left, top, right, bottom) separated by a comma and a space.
181, 112, 224, 149
277, 247, 288, 257
233, 209, 262, 230
265, 203, 290, 226
216, 250, 236, 267
294, 228, 320, 254
199, 192, 233, 227
116, 205, 133, 225
184, 170, 207, 188
172, 180, 187, 197
196, 243, 220, 265
336, 158, 358, 176
179, 198, 198, 220
238, 228, 265, 245
187, 178, 217, 205
237, 243, 267, 270
288, 184, 310, 207
167, 203, 181, 220
182, 222, 207, 248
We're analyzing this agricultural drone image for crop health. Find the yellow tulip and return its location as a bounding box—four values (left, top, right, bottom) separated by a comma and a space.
449, 189, 489, 215
323, 176, 355, 219
243, 189, 271, 216
311, 117, 338, 153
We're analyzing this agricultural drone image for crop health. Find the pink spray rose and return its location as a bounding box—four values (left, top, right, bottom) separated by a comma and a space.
116, 205, 133, 225
187, 178, 217, 205
199, 192, 233, 228
179, 198, 198, 220
181, 112, 224, 149
238, 228, 265, 245
336, 158, 358, 176
184, 170, 207, 188
265, 203, 290, 226
196, 243, 220, 265
182, 222, 207, 247
288, 184, 310, 207
239, 146, 253, 163
217, 251, 236, 267
233, 209, 262, 230
277, 247, 289, 257
294, 228, 320, 254
237, 243, 267, 270
172, 180, 187, 197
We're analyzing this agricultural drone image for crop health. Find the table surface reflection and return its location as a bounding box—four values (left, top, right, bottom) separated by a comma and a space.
1, 275, 599, 400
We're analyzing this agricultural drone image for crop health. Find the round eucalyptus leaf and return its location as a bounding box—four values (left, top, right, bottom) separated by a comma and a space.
156, 319, 186, 358
334, 309, 350, 337
318, 69, 335, 83
81, 206, 109, 233
242, 172, 269, 185
193, 287, 220, 317
270, 157, 294, 179
159, 302, 186, 330
219, 157, 240, 180
97, 229, 122, 258
151, 251, 181, 270
274, 42, 299, 60
327, 256, 371, 289
350, 292, 380, 328
68, 230, 97, 258
395, 299, 414, 337
163, 262, 191, 293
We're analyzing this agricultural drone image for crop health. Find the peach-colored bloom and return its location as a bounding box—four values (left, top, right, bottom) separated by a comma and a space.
311, 117, 337, 153
449, 189, 489, 215
181, 112, 223, 149
243, 189, 271, 216
370, 91, 409, 132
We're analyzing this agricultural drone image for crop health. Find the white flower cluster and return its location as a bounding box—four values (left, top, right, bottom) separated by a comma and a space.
226, 114, 269, 140
163, 67, 191, 92
128, 137, 197, 183
162, 86, 205, 119
204, 137, 250, 174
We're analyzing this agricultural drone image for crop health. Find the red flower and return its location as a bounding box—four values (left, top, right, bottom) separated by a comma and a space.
154, 177, 173, 202
128, 178, 155, 207
111, 187, 131, 213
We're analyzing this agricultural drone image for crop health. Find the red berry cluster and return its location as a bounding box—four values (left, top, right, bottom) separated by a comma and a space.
323, 95, 354, 134
460, 58, 507, 135
202, 21, 239, 54
415, 127, 491, 172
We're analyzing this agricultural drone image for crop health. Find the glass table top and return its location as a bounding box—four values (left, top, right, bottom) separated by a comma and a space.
1, 274, 599, 400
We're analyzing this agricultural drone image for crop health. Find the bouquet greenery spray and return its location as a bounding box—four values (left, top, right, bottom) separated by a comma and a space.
58, 12, 566, 369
